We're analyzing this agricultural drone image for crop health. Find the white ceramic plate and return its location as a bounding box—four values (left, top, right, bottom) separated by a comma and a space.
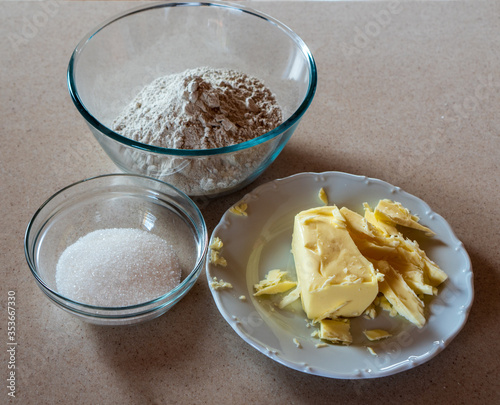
206, 172, 473, 379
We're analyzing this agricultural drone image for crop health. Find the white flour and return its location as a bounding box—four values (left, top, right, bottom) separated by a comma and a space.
113, 67, 282, 149
112, 67, 283, 196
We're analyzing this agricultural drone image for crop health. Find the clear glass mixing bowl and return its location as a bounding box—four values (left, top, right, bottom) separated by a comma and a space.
24, 174, 208, 325
68, 1, 317, 197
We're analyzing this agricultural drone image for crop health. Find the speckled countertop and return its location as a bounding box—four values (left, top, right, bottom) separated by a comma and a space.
1, 1, 499, 404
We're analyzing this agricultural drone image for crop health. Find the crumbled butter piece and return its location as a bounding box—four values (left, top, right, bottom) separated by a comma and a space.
318, 187, 328, 205
293, 338, 302, 348
363, 304, 377, 319
209, 250, 227, 267
319, 318, 352, 345
374, 199, 435, 236
229, 202, 248, 217
315, 343, 329, 348
310, 329, 320, 338
209, 237, 224, 250
363, 329, 392, 341
279, 285, 301, 309
367, 346, 378, 356
375, 260, 426, 328
377, 295, 398, 317
210, 277, 232, 290
254, 269, 297, 296
238, 295, 247, 301
209, 237, 227, 266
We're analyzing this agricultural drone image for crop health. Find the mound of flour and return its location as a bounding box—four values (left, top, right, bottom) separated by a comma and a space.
113, 67, 282, 149
112, 67, 283, 196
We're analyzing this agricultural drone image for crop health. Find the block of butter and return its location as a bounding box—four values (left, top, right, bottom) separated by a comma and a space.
291, 206, 379, 322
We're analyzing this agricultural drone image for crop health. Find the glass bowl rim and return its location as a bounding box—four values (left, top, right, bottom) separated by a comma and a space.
24, 173, 208, 313
67, 0, 317, 157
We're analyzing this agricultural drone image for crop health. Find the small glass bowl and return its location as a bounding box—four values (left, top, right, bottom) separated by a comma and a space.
24, 174, 208, 325
68, 1, 317, 198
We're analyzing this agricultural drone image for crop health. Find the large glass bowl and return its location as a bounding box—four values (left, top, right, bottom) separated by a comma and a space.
24, 174, 208, 325
68, 1, 317, 197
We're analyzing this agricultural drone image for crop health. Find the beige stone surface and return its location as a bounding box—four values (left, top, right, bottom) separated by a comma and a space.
1, 1, 499, 404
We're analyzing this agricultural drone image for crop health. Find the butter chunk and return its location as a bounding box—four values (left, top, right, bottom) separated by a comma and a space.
315, 343, 329, 348
341, 206, 444, 295
363, 329, 392, 341
209, 250, 227, 267
209, 237, 227, 266
279, 285, 301, 308
375, 260, 426, 328
387, 255, 436, 296
254, 269, 297, 296
319, 318, 352, 345
363, 203, 399, 236
340, 206, 400, 250
374, 199, 435, 236
377, 295, 398, 317
318, 187, 328, 205
363, 303, 377, 319
398, 239, 447, 287
210, 277, 233, 290
209, 237, 224, 250
229, 202, 248, 217
292, 206, 379, 321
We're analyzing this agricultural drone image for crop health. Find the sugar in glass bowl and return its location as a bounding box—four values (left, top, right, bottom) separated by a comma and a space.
67, 1, 317, 197
24, 174, 208, 325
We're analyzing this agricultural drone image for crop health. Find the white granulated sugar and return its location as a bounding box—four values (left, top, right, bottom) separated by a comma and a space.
112, 67, 283, 196
55, 228, 182, 307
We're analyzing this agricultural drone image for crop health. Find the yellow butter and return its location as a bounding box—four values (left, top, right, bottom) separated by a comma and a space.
253, 269, 297, 296
291, 206, 379, 321
293, 338, 302, 348
319, 318, 352, 345
318, 187, 328, 205
210, 277, 233, 290
375, 260, 426, 328
363, 303, 377, 319
363, 329, 392, 341
374, 199, 435, 235
229, 202, 248, 217
377, 295, 398, 317
209, 237, 224, 250
209, 250, 227, 267
341, 206, 443, 295
396, 239, 447, 287
363, 202, 399, 236
279, 285, 301, 309
209, 237, 227, 266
